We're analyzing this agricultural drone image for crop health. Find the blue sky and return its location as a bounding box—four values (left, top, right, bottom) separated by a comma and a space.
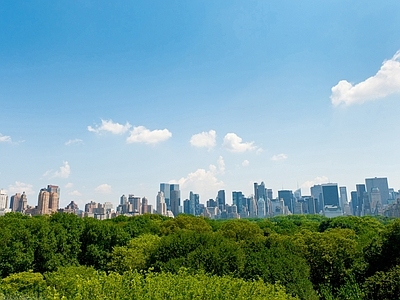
1, 1, 400, 208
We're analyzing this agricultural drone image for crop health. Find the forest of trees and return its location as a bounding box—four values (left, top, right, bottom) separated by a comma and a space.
1, 212, 400, 299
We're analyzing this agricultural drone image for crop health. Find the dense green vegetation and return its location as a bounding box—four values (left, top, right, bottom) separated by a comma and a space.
0, 212, 399, 299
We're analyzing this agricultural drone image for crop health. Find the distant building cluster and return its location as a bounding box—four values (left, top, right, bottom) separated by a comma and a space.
2, 176, 400, 219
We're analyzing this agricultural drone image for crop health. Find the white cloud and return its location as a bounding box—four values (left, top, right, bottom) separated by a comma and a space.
223, 133, 259, 153
242, 159, 250, 167
8, 181, 35, 195
95, 184, 112, 194
190, 130, 216, 149
54, 161, 71, 178
217, 156, 225, 173
65, 139, 83, 146
173, 169, 224, 201
0, 134, 12, 143
126, 126, 172, 144
65, 182, 74, 189
68, 190, 82, 197
271, 153, 288, 161
301, 176, 329, 192
331, 50, 400, 106
88, 119, 131, 134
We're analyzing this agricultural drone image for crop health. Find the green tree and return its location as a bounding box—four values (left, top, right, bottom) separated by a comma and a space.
108, 234, 161, 273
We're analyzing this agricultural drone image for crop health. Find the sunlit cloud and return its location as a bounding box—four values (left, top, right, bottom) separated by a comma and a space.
331, 50, 400, 106
126, 126, 172, 144
88, 119, 131, 134
190, 130, 216, 150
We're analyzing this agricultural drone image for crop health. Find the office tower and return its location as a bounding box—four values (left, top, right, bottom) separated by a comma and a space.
306, 196, 316, 214
311, 185, 323, 213
195, 193, 200, 215
10, 193, 21, 211
0, 189, 8, 210
321, 184, 340, 207
369, 188, 382, 214
248, 196, 257, 217
188, 191, 196, 215
257, 198, 266, 218
254, 182, 267, 202
156, 191, 166, 216
170, 189, 180, 217
356, 184, 366, 216
160, 183, 171, 210
278, 190, 294, 213
294, 188, 302, 201
207, 198, 217, 208
350, 191, 358, 216
47, 185, 60, 195
365, 177, 390, 206
217, 190, 226, 212
183, 199, 190, 214
47, 185, 60, 212
141, 197, 148, 214
267, 189, 273, 201
128, 195, 141, 214
38, 188, 50, 215
339, 187, 348, 210
232, 191, 245, 213
120, 195, 127, 205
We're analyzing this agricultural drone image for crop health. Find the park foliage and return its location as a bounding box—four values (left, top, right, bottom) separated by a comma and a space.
0, 212, 399, 299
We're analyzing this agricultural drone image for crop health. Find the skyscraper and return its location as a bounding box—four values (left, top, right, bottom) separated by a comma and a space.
278, 190, 294, 213
156, 191, 166, 216
356, 184, 366, 216
160, 183, 171, 210
350, 191, 358, 216
38, 188, 50, 215
311, 185, 323, 213
254, 182, 267, 202
339, 186, 348, 210
170, 188, 180, 217
257, 198, 266, 218
217, 190, 226, 212
321, 183, 340, 207
10, 193, 21, 211
232, 191, 245, 213
0, 189, 8, 210
365, 177, 390, 205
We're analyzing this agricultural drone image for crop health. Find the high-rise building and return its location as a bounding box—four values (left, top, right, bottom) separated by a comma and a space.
10, 193, 21, 211
339, 186, 348, 211
267, 189, 273, 201
47, 185, 60, 212
321, 184, 340, 207
232, 191, 245, 213
365, 177, 390, 206
254, 182, 267, 202
38, 188, 50, 215
160, 183, 171, 210
217, 190, 226, 212
310, 185, 323, 213
356, 184, 366, 216
141, 197, 148, 214
128, 195, 141, 214
350, 191, 358, 216
369, 188, 382, 215
257, 198, 266, 218
278, 190, 294, 213
0, 189, 8, 210
156, 191, 166, 216
120, 195, 127, 205
170, 188, 180, 217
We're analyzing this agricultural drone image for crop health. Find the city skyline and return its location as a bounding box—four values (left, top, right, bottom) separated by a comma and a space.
0, 176, 397, 212
1, 1, 400, 208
